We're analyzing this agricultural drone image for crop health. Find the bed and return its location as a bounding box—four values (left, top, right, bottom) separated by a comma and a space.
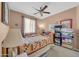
22, 35, 53, 55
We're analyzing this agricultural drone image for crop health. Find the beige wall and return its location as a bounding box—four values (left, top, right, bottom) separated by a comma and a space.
0, 3, 1, 20
76, 6, 79, 29
9, 10, 22, 29
38, 8, 76, 32
72, 6, 79, 50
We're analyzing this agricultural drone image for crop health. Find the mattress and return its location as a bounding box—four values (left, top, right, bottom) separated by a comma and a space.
23, 35, 49, 44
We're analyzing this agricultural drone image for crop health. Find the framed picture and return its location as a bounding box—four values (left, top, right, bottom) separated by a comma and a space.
60, 19, 72, 28
1, 2, 9, 25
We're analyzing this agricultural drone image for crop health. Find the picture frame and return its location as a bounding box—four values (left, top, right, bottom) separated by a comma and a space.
60, 19, 72, 28
1, 2, 9, 25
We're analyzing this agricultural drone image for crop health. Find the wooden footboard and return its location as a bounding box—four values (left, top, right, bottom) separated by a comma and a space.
26, 38, 53, 55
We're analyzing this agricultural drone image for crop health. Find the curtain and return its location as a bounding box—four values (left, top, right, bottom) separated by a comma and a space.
24, 18, 35, 34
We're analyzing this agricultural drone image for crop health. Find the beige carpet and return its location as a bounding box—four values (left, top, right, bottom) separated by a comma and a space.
42, 45, 79, 57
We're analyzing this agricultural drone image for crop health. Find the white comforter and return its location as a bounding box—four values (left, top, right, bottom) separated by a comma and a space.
23, 35, 49, 44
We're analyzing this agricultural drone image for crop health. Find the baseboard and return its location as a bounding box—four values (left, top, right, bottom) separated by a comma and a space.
73, 48, 79, 52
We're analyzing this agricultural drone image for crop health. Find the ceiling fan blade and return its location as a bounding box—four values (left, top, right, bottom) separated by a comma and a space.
34, 12, 40, 15
41, 5, 48, 11
43, 12, 50, 14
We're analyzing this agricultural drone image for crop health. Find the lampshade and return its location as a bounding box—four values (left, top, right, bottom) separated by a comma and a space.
2, 29, 24, 48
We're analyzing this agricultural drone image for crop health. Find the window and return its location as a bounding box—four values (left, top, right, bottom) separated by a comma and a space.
24, 17, 36, 34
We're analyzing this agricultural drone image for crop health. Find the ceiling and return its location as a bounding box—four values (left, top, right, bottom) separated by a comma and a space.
8, 2, 79, 19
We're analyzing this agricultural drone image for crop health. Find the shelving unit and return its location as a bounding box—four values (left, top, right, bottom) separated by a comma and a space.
54, 25, 62, 46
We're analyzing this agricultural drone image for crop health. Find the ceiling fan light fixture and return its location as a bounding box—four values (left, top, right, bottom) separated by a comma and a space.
33, 5, 50, 16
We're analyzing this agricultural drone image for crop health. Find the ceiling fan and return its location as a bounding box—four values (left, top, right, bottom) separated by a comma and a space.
33, 5, 50, 16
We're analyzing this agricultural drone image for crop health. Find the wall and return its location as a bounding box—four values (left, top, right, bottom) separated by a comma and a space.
0, 3, 1, 21
0, 2, 9, 56
37, 8, 76, 32
72, 6, 79, 50
76, 6, 79, 29
9, 10, 22, 29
